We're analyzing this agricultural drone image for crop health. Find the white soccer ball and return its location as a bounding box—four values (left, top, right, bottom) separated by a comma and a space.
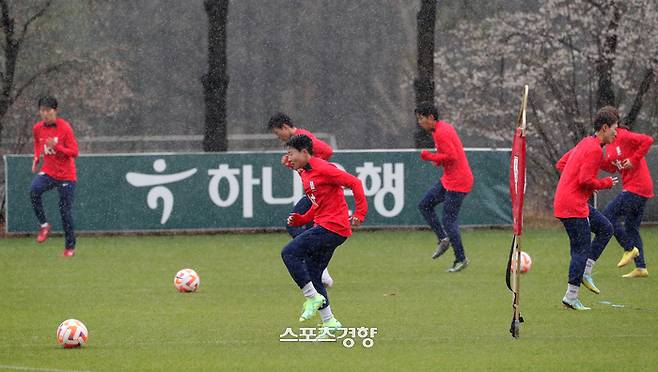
56, 319, 88, 348
174, 268, 200, 292
510, 251, 532, 274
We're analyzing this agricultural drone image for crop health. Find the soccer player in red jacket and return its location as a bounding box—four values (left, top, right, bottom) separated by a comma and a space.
598, 107, 654, 278
268, 112, 336, 287
415, 102, 474, 272
281, 134, 367, 337
554, 107, 619, 310
29, 96, 79, 257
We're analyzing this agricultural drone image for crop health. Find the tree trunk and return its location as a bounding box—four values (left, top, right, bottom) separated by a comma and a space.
413, 0, 437, 148
0, 0, 17, 143
624, 66, 655, 129
596, 1, 620, 108
202, 0, 229, 152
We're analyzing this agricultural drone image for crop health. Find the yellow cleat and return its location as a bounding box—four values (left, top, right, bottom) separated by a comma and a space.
581, 274, 600, 294
622, 268, 649, 278
617, 247, 640, 268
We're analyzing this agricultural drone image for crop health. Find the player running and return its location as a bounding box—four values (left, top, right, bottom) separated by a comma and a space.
268, 112, 335, 287
280, 134, 367, 338
29, 96, 79, 257
554, 107, 618, 310
415, 102, 474, 272
598, 107, 654, 278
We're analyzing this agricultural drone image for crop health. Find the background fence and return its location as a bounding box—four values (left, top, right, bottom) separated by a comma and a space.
4, 149, 511, 234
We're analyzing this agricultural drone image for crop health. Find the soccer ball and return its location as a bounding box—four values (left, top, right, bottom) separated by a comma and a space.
174, 268, 200, 292
56, 319, 88, 348
510, 251, 532, 274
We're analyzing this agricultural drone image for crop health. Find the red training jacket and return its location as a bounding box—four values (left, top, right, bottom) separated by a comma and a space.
299, 157, 367, 237
422, 120, 473, 193
601, 128, 654, 198
32, 118, 79, 181
554, 136, 614, 218
295, 128, 333, 160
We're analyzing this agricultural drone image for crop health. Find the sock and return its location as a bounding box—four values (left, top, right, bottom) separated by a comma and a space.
319, 305, 333, 322
41, 222, 49, 228
584, 259, 595, 276
565, 284, 579, 300
302, 282, 318, 299
321, 268, 333, 287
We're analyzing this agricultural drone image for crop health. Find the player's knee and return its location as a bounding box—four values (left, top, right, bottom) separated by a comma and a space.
281, 243, 299, 260
441, 215, 457, 228
28, 190, 42, 202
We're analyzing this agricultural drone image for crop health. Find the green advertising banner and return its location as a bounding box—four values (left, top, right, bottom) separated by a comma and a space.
4, 150, 512, 233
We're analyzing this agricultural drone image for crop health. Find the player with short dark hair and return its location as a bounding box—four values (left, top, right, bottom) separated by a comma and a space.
597, 107, 654, 278
415, 102, 474, 272
554, 107, 619, 310
281, 134, 367, 338
30, 96, 79, 257
268, 112, 335, 287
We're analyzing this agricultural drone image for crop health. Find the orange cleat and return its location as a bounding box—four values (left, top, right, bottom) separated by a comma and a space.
61, 248, 75, 257
36, 223, 51, 243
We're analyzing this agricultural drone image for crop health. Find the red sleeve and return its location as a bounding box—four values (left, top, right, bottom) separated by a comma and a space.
312, 137, 333, 160
323, 165, 368, 221
54, 126, 79, 158
599, 159, 618, 174
429, 129, 458, 164
578, 147, 613, 190
302, 204, 317, 221
296, 129, 334, 160
555, 149, 572, 173
32, 125, 41, 161
427, 152, 450, 164
291, 204, 316, 225
421, 150, 446, 164
625, 131, 653, 164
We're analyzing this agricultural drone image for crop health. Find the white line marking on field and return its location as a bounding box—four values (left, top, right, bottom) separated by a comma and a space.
0, 365, 91, 372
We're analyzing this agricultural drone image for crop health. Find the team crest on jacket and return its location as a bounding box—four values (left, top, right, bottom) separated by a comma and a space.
307, 181, 318, 206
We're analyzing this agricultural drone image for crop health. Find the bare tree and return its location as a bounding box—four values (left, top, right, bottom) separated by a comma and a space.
0, 0, 136, 223
202, 0, 229, 152
431, 0, 658, 198
0, 0, 69, 142
413, 0, 436, 148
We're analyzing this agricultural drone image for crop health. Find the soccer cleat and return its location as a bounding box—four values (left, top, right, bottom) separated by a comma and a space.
36, 223, 51, 243
617, 247, 640, 268
561, 297, 591, 311
61, 248, 75, 257
299, 294, 326, 322
447, 258, 469, 273
432, 238, 450, 259
581, 274, 600, 294
316, 317, 343, 340
622, 268, 649, 278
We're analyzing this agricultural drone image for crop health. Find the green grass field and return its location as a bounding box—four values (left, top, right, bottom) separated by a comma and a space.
1, 227, 657, 371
